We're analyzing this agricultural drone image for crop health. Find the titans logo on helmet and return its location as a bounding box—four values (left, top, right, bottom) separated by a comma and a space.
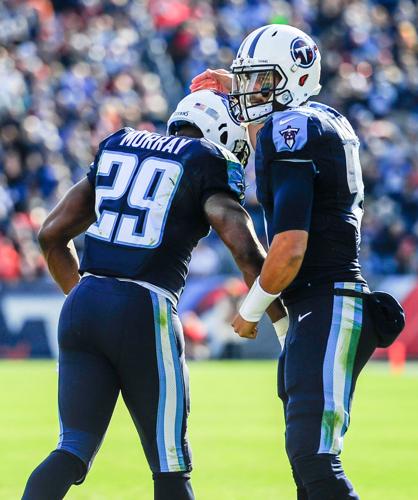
290, 37, 317, 68
280, 125, 300, 149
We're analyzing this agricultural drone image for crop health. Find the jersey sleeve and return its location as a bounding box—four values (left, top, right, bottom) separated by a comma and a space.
270, 110, 321, 161
270, 159, 316, 234
86, 128, 134, 187
256, 112, 318, 236
198, 141, 246, 206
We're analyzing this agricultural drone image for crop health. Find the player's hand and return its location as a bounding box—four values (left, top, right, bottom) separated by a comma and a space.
190, 69, 233, 93
231, 313, 258, 339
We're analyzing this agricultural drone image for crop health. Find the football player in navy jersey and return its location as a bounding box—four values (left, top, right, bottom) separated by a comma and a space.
22, 90, 285, 500
191, 25, 380, 500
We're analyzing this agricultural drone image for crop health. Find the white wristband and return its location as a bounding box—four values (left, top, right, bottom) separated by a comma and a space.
239, 277, 280, 322
273, 316, 289, 349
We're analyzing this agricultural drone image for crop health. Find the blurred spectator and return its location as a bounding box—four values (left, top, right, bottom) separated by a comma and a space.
181, 310, 209, 359
189, 240, 221, 276
197, 277, 248, 358
0, 0, 417, 285
0, 236, 20, 281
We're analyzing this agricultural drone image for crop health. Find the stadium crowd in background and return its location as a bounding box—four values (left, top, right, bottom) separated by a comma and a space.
0, 0, 417, 284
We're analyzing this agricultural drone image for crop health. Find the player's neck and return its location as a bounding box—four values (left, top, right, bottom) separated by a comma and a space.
247, 123, 264, 150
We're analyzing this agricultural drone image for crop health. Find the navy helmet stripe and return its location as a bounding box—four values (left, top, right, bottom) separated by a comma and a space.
247, 26, 270, 58
237, 37, 248, 58
237, 33, 252, 58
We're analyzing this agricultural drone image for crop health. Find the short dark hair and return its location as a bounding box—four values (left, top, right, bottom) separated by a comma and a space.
171, 122, 203, 138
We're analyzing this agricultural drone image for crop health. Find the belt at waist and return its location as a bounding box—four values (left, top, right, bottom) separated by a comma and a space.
81, 272, 177, 305
281, 281, 370, 306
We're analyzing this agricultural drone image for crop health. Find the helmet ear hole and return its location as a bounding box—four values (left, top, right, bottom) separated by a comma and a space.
220, 131, 228, 145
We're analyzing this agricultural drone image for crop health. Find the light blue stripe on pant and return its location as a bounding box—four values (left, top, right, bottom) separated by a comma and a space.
318, 283, 363, 454
167, 303, 186, 470
341, 283, 363, 436
151, 291, 168, 471
151, 291, 186, 472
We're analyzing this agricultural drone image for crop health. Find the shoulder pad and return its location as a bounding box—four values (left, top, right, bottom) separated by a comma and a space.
103, 127, 135, 148
200, 138, 243, 166
199, 138, 245, 204
271, 111, 310, 153
105, 127, 135, 141
212, 141, 245, 203
213, 140, 242, 164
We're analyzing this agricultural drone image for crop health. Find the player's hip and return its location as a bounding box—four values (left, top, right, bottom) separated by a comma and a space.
81, 272, 177, 304
284, 282, 373, 341
282, 277, 368, 306
58, 276, 183, 356
281, 282, 378, 408
280, 282, 378, 457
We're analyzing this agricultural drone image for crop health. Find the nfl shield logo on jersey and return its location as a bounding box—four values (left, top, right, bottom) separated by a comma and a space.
280, 125, 300, 149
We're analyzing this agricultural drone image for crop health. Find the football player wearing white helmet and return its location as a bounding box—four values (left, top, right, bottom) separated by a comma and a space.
229, 24, 321, 123
191, 24, 391, 500
167, 89, 251, 167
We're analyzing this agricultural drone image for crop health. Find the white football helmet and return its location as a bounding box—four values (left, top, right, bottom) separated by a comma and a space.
167, 90, 250, 166
230, 24, 322, 123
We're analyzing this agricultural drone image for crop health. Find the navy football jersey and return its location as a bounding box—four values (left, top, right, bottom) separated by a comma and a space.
256, 101, 366, 294
80, 128, 245, 300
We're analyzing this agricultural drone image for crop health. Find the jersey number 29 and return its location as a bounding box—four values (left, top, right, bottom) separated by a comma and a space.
86, 151, 183, 248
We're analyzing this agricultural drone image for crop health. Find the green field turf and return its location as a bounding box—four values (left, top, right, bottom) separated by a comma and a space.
1, 361, 417, 499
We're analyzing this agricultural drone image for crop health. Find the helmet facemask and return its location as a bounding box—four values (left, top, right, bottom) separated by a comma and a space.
229, 65, 289, 123
232, 139, 251, 167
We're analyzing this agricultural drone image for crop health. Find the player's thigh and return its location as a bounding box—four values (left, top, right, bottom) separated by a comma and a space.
57, 281, 120, 466
118, 289, 191, 474
283, 295, 333, 456
57, 348, 120, 469
284, 290, 376, 460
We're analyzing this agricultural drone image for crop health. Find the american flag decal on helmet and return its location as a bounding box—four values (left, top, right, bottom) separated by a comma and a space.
193, 102, 207, 111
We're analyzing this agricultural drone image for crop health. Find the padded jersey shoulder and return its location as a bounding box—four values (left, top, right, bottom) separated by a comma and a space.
195, 137, 241, 164
192, 138, 246, 204
260, 105, 325, 159
99, 127, 134, 150
86, 127, 136, 185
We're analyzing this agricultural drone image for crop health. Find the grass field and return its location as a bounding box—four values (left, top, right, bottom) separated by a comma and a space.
1, 361, 417, 499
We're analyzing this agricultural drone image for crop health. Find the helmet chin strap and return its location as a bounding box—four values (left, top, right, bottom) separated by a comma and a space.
272, 102, 289, 112
252, 114, 271, 125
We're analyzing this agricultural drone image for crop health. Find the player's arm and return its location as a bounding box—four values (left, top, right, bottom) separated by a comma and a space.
38, 178, 96, 295
203, 191, 287, 331
190, 69, 262, 149
190, 68, 232, 93
259, 160, 313, 291
232, 160, 314, 337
